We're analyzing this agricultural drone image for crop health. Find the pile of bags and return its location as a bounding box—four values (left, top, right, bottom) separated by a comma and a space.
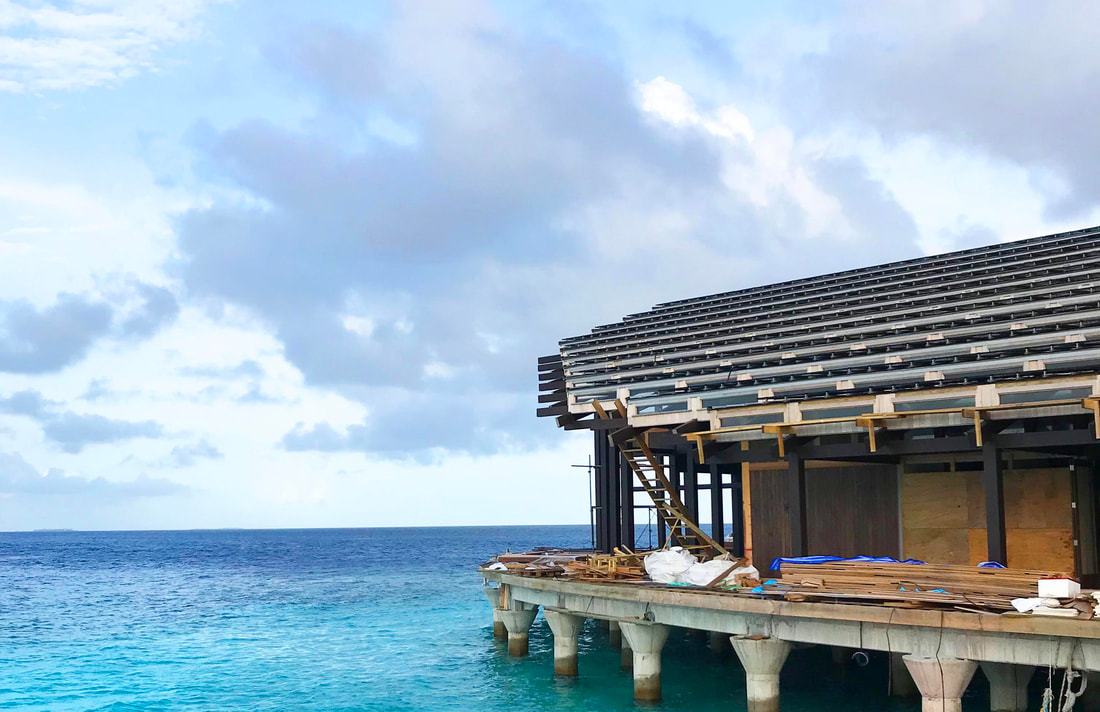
643, 547, 759, 587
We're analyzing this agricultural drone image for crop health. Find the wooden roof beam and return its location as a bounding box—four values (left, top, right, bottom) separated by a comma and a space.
672, 419, 710, 436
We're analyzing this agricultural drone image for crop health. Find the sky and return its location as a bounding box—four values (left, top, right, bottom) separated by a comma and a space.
1, 0, 1099, 531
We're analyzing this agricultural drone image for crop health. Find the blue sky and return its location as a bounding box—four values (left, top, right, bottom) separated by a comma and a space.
1, 0, 1098, 530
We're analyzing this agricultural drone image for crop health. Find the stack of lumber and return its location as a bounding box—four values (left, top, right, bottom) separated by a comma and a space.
494, 562, 566, 577
775, 561, 1072, 612
485, 549, 590, 577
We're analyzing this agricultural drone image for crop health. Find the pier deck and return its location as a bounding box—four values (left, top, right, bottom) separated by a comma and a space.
483, 570, 1100, 709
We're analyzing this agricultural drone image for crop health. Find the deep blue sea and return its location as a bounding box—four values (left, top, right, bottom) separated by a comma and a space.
1, 526, 991, 710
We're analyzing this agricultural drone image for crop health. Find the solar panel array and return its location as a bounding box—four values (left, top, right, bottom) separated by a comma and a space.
558, 226, 1100, 414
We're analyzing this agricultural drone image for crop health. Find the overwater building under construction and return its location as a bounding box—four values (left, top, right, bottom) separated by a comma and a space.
482, 226, 1100, 710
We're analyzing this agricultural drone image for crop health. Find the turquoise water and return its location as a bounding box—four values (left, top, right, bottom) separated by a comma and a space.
1, 526, 988, 710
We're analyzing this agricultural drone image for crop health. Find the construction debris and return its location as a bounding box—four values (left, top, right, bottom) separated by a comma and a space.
481, 550, 1096, 619
565, 550, 646, 580
482, 548, 590, 577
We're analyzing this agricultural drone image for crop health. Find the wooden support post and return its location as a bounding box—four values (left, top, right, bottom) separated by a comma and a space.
709, 463, 724, 547
787, 451, 808, 558
776, 427, 789, 458
982, 439, 1007, 566
731, 474, 745, 557
742, 442, 753, 564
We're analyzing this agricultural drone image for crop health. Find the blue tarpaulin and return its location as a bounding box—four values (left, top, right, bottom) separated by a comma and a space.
770, 555, 1007, 571
770, 555, 925, 571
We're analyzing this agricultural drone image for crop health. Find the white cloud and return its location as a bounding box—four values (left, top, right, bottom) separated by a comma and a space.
422, 360, 456, 380
634, 76, 851, 243
0, 0, 219, 92
639, 76, 754, 141
0, 171, 187, 305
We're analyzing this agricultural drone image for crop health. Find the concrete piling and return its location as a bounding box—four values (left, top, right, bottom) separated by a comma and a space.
543, 610, 583, 677
619, 622, 670, 701
981, 662, 1033, 712
730, 636, 791, 712
499, 603, 539, 657
902, 656, 977, 712
483, 587, 506, 640
708, 631, 728, 657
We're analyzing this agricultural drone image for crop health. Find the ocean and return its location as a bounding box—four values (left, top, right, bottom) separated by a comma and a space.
1, 526, 982, 710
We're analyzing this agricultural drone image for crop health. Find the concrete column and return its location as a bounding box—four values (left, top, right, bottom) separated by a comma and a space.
981, 662, 1033, 712
890, 652, 918, 697
621, 637, 633, 670
619, 622, 671, 701
902, 656, 977, 712
483, 587, 506, 640
708, 631, 728, 657
543, 610, 583, 677
499, 604, 539, 657
730, 636, 791, 712
608, 620, 622, 649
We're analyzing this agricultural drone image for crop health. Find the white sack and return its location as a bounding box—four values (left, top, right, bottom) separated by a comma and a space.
681, 560, 760, 587
644, 547, 697, 583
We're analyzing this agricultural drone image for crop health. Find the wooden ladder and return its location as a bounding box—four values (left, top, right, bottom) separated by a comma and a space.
592, 399, 727, 558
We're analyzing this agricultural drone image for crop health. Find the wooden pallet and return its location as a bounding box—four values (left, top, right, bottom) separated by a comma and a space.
565, 550, 647, 580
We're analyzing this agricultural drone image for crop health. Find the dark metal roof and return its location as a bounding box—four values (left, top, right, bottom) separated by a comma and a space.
556, 225, 1100, 414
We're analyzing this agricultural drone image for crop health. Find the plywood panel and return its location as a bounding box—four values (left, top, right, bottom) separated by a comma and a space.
969, 528, 1075, 571
1005, 469, 1072, 529
904, 528, 970, 565
966, 469, 1071, 530
901, 472, 969, 529
968, 528, 987, 566
966, 472, 984, 529
902, 466, 1074, 572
